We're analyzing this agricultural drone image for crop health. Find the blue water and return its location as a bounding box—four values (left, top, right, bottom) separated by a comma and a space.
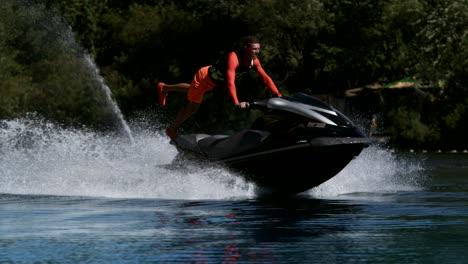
1, 118, 468, 263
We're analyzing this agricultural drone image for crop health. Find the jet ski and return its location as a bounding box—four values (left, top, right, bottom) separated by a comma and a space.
169, 92, 370, 195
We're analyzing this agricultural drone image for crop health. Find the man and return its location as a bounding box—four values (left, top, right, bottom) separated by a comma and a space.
158, 36, 281, 139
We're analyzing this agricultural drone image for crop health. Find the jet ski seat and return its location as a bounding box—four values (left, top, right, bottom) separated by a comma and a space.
172, 130, 270, 160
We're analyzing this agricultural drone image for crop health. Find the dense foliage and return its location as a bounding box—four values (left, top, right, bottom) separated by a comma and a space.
0, 0, 124, 129
1, 0, 467, 149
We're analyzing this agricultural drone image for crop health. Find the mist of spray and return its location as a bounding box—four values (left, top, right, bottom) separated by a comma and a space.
16, 1, 135, 143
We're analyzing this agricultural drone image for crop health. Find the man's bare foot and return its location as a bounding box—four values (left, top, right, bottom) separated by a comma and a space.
166, 128, 179, 139
157, 82, 167, 106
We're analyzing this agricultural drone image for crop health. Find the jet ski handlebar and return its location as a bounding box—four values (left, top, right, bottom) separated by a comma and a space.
249, 97, 291, 111
249, 99, 270, 110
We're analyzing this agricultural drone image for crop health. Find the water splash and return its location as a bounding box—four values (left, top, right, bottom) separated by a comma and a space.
0, 118, 426, 200
83, 53, 134, 143
0, 117, 254, 200
25, 1, 135, 143
310, 145, 426, 199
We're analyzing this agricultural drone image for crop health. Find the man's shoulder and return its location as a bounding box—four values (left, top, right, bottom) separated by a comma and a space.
226, 52, 239, 67
253, 57, 261, 66
227, 51, 238, 58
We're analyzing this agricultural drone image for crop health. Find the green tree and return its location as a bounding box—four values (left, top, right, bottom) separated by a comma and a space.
3, 0, 468, 149
0, 0, 118, 129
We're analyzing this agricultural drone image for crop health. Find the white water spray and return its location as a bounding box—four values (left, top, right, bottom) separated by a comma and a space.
0, 117, 254, 200
30, 3, 135, 143
83, 53, 134, 143
310, 145, 426, 199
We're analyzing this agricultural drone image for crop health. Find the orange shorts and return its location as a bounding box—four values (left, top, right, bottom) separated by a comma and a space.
187, 66, 218, 104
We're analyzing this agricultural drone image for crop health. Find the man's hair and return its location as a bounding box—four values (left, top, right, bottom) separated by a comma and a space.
242, 35, 259, 47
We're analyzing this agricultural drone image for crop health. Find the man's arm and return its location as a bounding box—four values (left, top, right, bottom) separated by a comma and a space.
226, 52, 241, 105
254, 59, 282, 97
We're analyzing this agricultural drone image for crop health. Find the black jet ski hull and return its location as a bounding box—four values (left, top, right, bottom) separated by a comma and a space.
171, 136, 368, 195
223, 138, 367, 194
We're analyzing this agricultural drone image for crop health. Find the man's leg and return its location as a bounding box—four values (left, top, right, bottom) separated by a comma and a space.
166, 101, 200, 139
158, 83, 190, 106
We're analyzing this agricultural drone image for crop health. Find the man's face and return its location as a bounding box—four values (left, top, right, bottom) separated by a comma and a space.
244, 43, 261, 59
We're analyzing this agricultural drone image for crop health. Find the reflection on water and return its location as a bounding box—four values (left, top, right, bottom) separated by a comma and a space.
168, 198, 359, 263
2, 185, 467, 264
1, 195, 363, 263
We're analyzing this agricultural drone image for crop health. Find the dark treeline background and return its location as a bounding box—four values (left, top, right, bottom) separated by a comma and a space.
1, 0, 467, 150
